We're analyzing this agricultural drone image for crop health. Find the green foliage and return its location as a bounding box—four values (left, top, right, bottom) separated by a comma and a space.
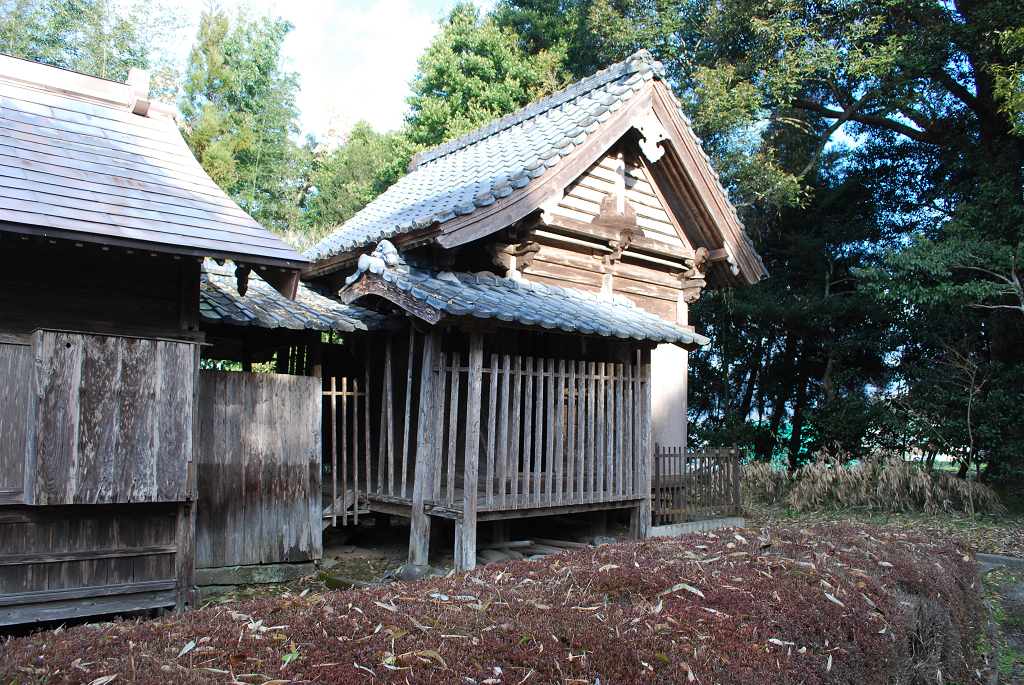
181, 2, 303, 233
406, 2, 571, 148
299, 121, 420, 233
0, 0, 185, 83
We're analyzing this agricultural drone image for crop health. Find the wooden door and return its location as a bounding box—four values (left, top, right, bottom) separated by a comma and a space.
194, 370, 322, 568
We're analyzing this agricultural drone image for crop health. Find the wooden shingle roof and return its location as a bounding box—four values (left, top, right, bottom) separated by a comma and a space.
0, 55, 305, 270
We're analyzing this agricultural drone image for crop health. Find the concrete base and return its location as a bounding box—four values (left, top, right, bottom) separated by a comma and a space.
649, 517, 745, 537
195, 562, 316, 587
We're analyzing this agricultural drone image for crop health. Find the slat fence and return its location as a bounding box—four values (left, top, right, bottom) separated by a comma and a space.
652, 444, 743, 525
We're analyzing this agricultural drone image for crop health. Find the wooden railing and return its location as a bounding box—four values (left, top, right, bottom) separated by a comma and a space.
429, 355, 649, 512
652, 445, 742, 525
323, 375, 371, 526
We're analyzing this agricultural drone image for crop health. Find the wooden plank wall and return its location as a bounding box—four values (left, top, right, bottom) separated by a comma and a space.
557, 154, 686, 250
25, 330, 197, 506
195, 370, 322, 569
0, 341, 30, 504
0, 503, 188, 626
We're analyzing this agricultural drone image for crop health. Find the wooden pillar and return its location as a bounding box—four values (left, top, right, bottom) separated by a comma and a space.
408, 329, 439, 566
455, 332, 484, 572
590, 511, 607, 537
636, 348, 653, 539
174, 501, 197, 612
493, 520, 510, 544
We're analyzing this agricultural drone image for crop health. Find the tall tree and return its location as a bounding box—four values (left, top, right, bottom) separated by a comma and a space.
406, 2, 571, 148
181, 2, 304, 233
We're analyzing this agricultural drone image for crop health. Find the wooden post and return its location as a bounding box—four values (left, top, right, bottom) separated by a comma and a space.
493, 520, 510, 544
174, 501, 196, 612
591, 511, 607, 538
455, 332, 484, 572
636, 348, 652, 539
408, 329, 439, 567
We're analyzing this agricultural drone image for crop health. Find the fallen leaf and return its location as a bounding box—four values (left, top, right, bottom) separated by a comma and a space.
417, 649, 448, 668
176, 641, 196, 659
824, 593, 845, 608
660, 582, 705, 599
599, 564, 620, 572
88, 677, 117, 685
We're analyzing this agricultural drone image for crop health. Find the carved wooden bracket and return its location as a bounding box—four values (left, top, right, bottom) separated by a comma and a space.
341, 274, 442, 324
678, 246, 710, 303
234, 265, 251, 297
486, 240, 541, 271
593, 194, 642, 265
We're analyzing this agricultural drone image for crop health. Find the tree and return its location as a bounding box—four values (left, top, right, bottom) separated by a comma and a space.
0, 0, 185, 83
406, 2, 571, 148
295, 120, 420, 244
181, 2, 304, 233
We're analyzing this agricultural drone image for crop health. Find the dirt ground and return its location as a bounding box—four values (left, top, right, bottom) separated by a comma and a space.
198, 511, 636, 605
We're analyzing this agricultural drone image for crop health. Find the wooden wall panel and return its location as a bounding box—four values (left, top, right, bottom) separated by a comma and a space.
26, 331, 197, 505
195, 370, 322, 569
0, 342, 30, 502
0, 503, 186, 626
0, 237, 185, 335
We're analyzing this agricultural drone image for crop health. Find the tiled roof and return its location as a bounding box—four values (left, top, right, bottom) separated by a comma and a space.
0, 55, 305, 268
201, 262, 390, 332
366, 262, 710, 347
305, 51, 670, 262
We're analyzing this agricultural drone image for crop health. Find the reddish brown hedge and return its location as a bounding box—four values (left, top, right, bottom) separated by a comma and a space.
0, 524, 986, 685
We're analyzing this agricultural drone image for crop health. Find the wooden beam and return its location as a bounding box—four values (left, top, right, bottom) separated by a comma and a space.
341, 275, 443, 325
0, 544, 177, 565
0, 579, 177, 608
0, 589, 177, 627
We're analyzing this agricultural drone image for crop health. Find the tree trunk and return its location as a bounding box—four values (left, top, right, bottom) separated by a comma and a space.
787, 378, 808, 471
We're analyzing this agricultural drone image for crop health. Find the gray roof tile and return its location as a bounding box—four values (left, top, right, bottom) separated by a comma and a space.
359, 260, 709, 346
201, 261, 391, 332
305, 51, 674, 262
0, 55, 305, 268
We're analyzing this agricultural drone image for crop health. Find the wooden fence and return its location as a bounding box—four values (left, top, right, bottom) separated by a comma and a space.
322, 375, 371, 527
429, 354, 649, 511
652, 445, 742, 525
361, 330, 650, 515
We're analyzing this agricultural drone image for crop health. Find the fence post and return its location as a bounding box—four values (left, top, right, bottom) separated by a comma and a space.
733, 444, 742, 516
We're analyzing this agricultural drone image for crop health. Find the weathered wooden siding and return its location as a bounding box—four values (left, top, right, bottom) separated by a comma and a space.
0, 237, 192, 335
557, 154, 688, 250
0, 502, 192, 626
195, 370, 322, 569
25, 330, 198, 506
0, 340, 31, 504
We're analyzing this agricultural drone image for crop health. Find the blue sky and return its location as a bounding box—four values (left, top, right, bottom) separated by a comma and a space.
172, 0, 469, 137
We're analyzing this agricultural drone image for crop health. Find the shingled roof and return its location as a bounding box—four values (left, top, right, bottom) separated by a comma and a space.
0, 55, 304, 270
304, 50, 764, 285
201, 262, 390, 332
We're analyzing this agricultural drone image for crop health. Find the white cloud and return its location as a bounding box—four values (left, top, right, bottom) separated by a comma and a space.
282, 0, 440, 136
171, 0, 447, 136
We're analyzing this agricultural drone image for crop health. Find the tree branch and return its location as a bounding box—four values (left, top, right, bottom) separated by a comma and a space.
791, 98, 942, 145
796, 91, 873, 180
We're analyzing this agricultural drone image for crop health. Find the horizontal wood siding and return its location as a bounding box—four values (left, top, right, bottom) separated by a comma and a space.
0, 502, 187, 626
0, 238, 188, 335
560, 154, 686, 249
0, 342, 30, 503
26, 331, 197, 506
195, 370, 322, 568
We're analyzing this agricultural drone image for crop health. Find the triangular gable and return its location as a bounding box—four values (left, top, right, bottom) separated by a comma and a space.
304, 50, 766, 288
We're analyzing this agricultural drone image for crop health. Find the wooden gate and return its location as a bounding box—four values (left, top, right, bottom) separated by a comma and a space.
652, 445, 742, 525
195, 371, 322, 568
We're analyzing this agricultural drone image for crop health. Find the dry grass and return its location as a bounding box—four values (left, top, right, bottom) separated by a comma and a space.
743, 452, 1008, 517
